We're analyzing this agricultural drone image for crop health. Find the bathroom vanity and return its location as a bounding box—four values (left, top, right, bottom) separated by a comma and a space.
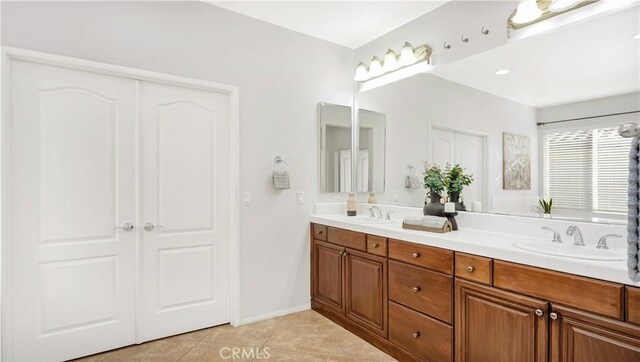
309, 216, 640, 362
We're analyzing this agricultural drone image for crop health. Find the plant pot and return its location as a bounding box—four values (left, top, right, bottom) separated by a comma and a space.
424, 193, 444, 216
448, 192, 467, 211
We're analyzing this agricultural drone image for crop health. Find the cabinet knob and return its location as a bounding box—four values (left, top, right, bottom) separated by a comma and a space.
412, 252, 420, 258
466, 266, 474, 272
318, 230, 324, 234
412, 331, 421, 339
412, 286, 421, 293
535, 309, 544, 317
550, 312, 558, 320
372, 243, 379, 248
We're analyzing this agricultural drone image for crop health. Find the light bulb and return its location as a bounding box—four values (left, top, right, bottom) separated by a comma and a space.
548, 0, 580, 12
512, 0, 542, 24
495, 69, 511, 75
399, 42, 416, 66
354, 62, 369, 81
368, 56, 383, 77
383, 49, 399, 72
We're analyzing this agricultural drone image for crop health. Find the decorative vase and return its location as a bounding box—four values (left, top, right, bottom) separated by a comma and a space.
423, 193, 445, 216
448, 192, 467, 211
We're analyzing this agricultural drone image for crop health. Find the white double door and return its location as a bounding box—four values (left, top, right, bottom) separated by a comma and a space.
9, 59, 230, 361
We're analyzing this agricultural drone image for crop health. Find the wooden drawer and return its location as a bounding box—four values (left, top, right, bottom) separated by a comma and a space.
494, 260, 624, 320
366, 235, 387, 257
455, 252, 492, 285
626, 286, 640, 325
327, 227, 366, 251
312, 224, 327, 241
389, 260, 453, 324
389, 301, 453, 362
388, 239, 453, 274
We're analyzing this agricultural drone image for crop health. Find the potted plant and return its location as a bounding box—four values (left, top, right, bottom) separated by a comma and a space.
423, 162, 445, 216
538, 198, 553, 218
444, 163, 473, 211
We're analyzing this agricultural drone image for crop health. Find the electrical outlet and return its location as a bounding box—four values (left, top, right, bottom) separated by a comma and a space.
297, 191, 305, 204
243, 192, 252, 206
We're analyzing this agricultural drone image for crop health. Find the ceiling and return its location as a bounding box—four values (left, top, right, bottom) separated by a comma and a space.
433, 6, 640, 108
207, 1, 448, 49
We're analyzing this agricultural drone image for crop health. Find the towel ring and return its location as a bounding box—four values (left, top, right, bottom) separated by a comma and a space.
271, 156, 289, 171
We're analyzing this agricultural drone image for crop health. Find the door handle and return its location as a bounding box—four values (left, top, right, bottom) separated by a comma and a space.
114, 223, 134, 232
144, 222, 164, 232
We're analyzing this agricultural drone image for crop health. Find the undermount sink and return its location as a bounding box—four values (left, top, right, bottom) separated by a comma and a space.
514, 241, 626, 261
344, 216, 395, 225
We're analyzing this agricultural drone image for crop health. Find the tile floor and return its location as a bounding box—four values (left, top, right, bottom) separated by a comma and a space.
73, 310, 396, 361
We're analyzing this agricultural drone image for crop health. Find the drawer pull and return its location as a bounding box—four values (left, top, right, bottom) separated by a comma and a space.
467, 266, 474, 272
372, 243, 379, 248
535, 309, 544, 317
412, 331, 421, 339
412, 252, 420, 258
318, 230, 324, 234
412, 286, 421, 293
550, 312, 558, 320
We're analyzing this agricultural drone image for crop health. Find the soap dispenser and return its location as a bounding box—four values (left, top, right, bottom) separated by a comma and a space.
368, 192, 377, 204
347, 193, 357, 216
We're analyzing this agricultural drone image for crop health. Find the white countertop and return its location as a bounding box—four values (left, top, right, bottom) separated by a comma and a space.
310, 214, 639, 287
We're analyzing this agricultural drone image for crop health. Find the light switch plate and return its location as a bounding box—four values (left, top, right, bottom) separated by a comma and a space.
243, 192, 252, 206
297, 191, 304, 204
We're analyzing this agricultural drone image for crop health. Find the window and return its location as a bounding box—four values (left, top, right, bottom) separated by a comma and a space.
543, 125, 631, 213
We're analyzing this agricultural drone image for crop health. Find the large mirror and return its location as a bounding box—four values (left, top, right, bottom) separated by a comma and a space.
318, 103, 386, 193
354, 4, 639, 225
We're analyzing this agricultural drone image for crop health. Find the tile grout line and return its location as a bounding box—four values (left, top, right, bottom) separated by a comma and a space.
175, 328, 216, 361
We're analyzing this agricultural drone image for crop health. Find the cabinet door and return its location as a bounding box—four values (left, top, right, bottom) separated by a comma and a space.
345, 249, 388, 337
456, 280, 548, 362
312, 240, 345, 314
550, 304, 640, 362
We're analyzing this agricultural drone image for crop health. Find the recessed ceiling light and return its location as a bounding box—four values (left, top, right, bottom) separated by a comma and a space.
634, 33, 640, 40
495, 69, 511, 75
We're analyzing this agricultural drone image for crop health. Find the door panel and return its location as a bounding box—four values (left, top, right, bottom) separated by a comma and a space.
345, 249, 387, 337
431, 128, 455, 166
550, 305, 640, 362
312, 240, 345, 313
455, 280, 548, 362
10, 60, 137, 361
139, 81, 230, 341
455, 132, 483, 206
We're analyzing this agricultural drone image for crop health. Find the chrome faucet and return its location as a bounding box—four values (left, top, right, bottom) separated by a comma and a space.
541, 227, 563, 243
596, 234, 622, 250
368, 206, 383, 219
566, 225, 585, 246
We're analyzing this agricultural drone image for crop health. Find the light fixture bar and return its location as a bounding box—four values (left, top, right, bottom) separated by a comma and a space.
358, 60, 433, 93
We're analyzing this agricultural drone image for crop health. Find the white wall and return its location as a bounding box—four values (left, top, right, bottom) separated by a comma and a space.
1, 1, 354, 323
356, 74, 539, 208
537, 92, 640, 123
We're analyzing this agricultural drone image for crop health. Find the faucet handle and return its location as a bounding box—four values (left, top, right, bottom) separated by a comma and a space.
368, 207, 376, 218
596, 234, 622, 250
541, 226, 562, 243
386, 211, 395, 220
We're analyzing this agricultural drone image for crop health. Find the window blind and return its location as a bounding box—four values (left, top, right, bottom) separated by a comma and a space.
543, 126, 631, 213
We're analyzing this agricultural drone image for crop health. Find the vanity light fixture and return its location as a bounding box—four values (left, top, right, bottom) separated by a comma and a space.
354, 62, 369, 81
383, 49, 400, 72
512, 0, 543, 24
548, 0, 581, 12
355, 42, 433, 92
368, 56, 384, 78
495, 69, 511, 75
508, 0, 598, 29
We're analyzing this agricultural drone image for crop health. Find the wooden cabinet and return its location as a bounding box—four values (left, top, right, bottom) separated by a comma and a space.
312, 239, 345, 314
311, 224, 640, 362
345, 249, 387, 337
455, 280, 549, 362
550, 304, 640, 362
312, 233, 388, 337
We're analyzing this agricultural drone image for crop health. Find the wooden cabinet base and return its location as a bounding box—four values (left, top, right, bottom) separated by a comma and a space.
311, 301, 422, 362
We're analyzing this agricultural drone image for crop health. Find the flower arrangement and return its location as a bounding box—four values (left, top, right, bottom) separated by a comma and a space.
423, 162, 445, 197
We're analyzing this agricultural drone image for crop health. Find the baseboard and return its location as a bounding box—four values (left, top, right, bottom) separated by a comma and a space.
236, 303, 311, 326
